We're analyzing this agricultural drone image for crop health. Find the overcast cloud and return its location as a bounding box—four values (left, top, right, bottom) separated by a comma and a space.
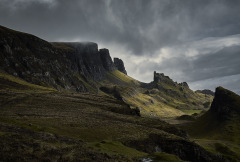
0, 0, 240, 94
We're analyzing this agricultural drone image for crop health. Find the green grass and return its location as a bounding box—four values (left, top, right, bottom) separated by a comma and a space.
179, 91, 240, 162
0, 75, 189, 160
149, 152, 183, 162
193, 139, 240, 161
113, 86, 185, 118
103, 71, 213, 118
89, 140, 147, 158
0, 91, 188, 160
0, 69, 225, 161
106, 70, 139, 85
0, 71, 56, 92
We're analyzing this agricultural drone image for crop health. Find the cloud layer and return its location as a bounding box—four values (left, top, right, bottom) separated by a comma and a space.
0, 0, 240, 93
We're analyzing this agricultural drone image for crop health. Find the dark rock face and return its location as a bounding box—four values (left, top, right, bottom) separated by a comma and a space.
99, 48, 116, 71
153, 71, 177, 86
179, 82, 189, 88
114, 58, 127, 75
154, 71, 165, 82
0, 25, 127, 92
196, 89, 215, 96
59, 42, 106, 81
210, 87, 240, 120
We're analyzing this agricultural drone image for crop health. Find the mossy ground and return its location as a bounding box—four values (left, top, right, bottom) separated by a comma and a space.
0, 71, 189, 161
179, 110, 240, 161
89, 140, 147, 158
0, 70, 56, 93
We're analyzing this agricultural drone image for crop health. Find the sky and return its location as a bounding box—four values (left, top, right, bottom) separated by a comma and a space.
0, 0, 240, 94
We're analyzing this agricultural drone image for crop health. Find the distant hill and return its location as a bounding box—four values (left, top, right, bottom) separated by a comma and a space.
196, 89, 215, 96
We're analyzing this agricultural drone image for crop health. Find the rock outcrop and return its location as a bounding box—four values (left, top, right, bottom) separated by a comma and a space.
210, 87, 240, 120
196, 89, 215, 96
154, 71, 166, 82
140, 71, 210, 110
114, 58, 127, 75
99, 48, 116, 71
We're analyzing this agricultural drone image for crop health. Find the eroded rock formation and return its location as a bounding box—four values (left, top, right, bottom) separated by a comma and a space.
114, 58, 127, 75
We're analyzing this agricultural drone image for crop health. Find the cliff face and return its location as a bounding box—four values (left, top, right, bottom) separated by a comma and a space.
55, 42, 110, 81
99, 48, 116, 72
114, 58, 127, 75
0, 25, 118, 92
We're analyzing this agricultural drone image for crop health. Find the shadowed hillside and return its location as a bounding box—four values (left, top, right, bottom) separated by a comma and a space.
181, 87, 240, 161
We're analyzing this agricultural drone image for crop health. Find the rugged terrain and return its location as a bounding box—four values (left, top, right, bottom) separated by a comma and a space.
0, 25, 213, 118
0, 25, 236, 161
0, 69, 224, 161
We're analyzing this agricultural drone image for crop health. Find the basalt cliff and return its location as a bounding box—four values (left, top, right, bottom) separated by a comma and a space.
0, 25, 127, 92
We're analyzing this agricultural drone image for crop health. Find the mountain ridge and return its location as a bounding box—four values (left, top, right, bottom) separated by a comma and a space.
0, 25, 128, 93
0, 24, 234, 161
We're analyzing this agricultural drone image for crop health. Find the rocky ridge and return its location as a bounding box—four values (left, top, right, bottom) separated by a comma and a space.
196, 89, 215, 96
0, 25, 127, 92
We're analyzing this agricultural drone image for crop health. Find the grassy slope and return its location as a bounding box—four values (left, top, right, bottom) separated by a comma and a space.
0, 71, 192, 161
181, 114, 240, 161
104, 71, 183, 117
104, 70, 212, 118
180, 90, 240, 162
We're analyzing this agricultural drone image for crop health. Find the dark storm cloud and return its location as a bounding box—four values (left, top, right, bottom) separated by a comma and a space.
188, 45, 240, 81
0, 0, 240, 92
130, 43, 240, 83
1, 0, 240, 55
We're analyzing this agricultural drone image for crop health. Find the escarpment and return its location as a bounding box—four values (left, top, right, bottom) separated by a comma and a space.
0, 26, 125, 92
